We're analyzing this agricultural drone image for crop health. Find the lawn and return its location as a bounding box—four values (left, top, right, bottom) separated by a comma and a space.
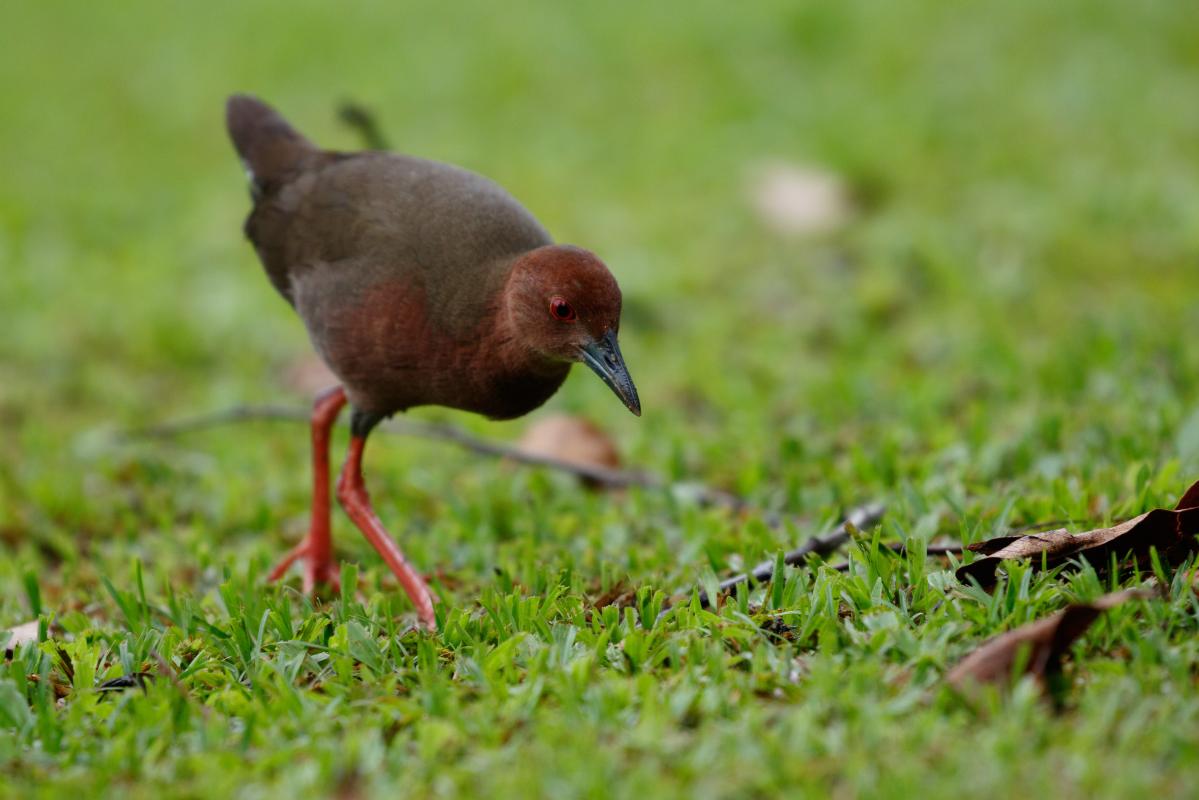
3, 1, 1199, 797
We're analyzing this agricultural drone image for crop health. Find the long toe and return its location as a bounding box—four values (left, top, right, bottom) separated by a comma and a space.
268, 539, 342, 597
267, 540, 309, 583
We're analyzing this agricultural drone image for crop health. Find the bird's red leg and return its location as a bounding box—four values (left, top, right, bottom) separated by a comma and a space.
336, 422, 437, 629
267, 385, 347, 593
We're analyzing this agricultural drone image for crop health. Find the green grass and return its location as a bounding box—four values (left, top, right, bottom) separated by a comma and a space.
4, 1, 1199, 796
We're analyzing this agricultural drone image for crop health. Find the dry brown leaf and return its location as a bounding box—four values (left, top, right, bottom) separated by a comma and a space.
590, 580, 636, 611
946, 589, 1151, 696
516, 414, 621, 488
3, 620, 39, 659
957, 480, 1199, 587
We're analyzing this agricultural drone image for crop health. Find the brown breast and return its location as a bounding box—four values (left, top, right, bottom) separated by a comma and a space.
293, 271, 570, 419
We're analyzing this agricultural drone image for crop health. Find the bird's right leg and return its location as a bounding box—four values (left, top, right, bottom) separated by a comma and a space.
335, 410, 438, 630
267, 385, 347, 593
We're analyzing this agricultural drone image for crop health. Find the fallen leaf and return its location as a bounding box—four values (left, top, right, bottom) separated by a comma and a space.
747, 162, 853, 237
957, 480, 1199, 587
589, 580, 636, 611
516, 414, 621, 488
3, 621, 39, 659
946, 588, 1151, 697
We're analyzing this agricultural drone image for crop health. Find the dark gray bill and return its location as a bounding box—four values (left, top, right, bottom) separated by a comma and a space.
580, 330, 641, 416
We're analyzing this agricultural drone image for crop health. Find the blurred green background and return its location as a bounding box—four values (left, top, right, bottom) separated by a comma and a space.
3, 1, 1199, 797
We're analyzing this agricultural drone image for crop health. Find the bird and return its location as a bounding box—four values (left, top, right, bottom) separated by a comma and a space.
224, 94, 640, 630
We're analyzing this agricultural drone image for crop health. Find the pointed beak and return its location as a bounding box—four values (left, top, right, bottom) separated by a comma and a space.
580, 330, 641, 416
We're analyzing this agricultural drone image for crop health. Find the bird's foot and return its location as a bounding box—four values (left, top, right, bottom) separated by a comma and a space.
266, 539, 342, 595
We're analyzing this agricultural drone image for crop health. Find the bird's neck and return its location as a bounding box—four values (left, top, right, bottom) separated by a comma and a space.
462, 270, 570, 415
489, 289, 567, 379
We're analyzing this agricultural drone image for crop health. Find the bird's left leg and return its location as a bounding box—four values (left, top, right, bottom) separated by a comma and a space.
336, 410, 438, 630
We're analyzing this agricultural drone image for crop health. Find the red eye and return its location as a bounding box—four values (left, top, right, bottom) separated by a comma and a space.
549, 296, 577, 322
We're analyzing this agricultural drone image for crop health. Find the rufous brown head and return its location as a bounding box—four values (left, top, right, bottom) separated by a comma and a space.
504, 245, 640, 415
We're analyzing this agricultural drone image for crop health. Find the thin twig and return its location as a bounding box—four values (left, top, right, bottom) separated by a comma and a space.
689, 501, 887, 610
119, 404, 791, 520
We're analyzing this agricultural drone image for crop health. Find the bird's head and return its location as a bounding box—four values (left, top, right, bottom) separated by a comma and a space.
504, 245, 640, 416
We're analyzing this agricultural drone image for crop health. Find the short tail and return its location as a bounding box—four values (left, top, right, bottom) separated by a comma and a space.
225, 94, 316, 193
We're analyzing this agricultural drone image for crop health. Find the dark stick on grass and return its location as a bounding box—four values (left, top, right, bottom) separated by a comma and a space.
688, 501, 887, 611
120, 404, 789, 518
658, 518, 958, 623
